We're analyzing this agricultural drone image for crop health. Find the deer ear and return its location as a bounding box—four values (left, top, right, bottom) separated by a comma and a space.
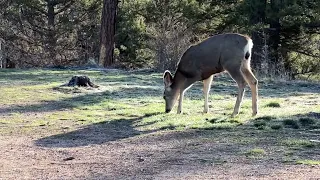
163, 70, 173, 87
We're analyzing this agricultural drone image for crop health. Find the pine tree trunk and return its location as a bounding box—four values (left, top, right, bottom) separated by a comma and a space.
99, 0, 118, 67
249, 0, 267, 74
251, 31, 263, 71
268, 0, 282, 76
47, 1, 58, 66
0, 40, 3, 68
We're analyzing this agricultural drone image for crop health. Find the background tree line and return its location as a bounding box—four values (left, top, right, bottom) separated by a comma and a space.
0, 0, 319, 79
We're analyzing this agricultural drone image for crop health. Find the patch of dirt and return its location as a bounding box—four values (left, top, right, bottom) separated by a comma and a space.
1, 128, 319, 179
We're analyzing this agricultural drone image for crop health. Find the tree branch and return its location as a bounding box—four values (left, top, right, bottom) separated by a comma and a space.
291, 49, 320, 59
54, 1, 75, 15
25, 3, 47, 15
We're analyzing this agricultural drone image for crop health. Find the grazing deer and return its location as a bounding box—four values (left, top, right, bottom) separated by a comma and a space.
163, 33, 258, 117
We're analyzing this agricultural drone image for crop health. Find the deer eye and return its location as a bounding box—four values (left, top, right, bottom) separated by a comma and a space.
163, 96, 165, 99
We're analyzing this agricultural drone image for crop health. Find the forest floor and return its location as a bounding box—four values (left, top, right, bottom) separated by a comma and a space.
0, 68, 319, 179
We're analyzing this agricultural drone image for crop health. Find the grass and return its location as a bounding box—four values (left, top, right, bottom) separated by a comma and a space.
299, 117, 317, 126
244, 148, 266, 157
0, 69, 319, 133
282, 139, 317, 149
253, 120, 267, 129
0, 68, 320, 166
283, 119, 300, 129
251, 115, 320, 130
255, 116, 275, 121
270, 124, 283, 130
265, 102, 281, 108
296, 160, 320, 165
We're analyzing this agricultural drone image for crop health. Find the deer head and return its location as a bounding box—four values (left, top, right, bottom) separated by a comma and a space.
163, 70, 180, 113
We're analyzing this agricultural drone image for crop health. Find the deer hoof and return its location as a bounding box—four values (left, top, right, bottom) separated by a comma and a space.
231, 112, 238, 118
252, 111, 258, 116
203, 109, 209, 113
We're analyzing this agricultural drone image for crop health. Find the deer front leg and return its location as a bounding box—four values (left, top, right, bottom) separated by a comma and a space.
177, 79, 195, 114
203, 75, 213, 113
177, 84, 193, 114
177, 91, 185, 114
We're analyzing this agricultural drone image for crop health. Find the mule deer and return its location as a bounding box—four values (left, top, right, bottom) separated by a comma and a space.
163, 33, 258, 117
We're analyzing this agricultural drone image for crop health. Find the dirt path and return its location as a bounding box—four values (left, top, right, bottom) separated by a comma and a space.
1, 129, 319, 180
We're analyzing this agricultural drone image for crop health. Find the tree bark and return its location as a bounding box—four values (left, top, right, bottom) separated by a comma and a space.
268, 0, 282, 76
47, 1, 58, 65
251, 31, 263, 71
249, 0, 267, 73
99, 0, 118, 67
0, 39, 3, 68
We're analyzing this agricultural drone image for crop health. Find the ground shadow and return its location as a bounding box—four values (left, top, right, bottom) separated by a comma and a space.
0, 69, 93, 85
0, 85, 162, 114
34, 112, 162, 148
293, 112, 320, 119
70, 117, 320, 179
25, 111, 320, 179
0, 91, 110, 114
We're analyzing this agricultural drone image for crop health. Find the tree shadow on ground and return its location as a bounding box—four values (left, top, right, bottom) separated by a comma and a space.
37, 111, 319, 179
293, 112, 320, 119
0, 69, 93, 85
34, 112, 163, 148
0, 85, 162, 114
116, 111, 320, 179
0, 91, 110, 114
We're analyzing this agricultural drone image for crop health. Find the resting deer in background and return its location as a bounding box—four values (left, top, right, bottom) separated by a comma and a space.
163, 33, 258, 117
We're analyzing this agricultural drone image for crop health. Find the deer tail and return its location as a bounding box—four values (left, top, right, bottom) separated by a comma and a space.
243, 38, 253, 60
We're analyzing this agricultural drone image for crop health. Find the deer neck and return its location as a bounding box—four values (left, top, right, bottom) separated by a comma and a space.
171, 70, 187, 94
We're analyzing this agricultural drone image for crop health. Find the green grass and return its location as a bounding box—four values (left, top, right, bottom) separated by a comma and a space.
0, 68, 319, 138
283, 119, 300, 129
296, 160, 320, 165
299, 117, 317, 126
255, 116, 275, 121
270, 124, 283, 130
244, 148, 266, 157
251, 115, 319, 130
253, 120, 267, 129
282, 139, 317, 149
265, 102, 281, 108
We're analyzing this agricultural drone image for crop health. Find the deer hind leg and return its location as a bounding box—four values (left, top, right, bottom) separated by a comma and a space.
226, 69, 247, 117
203, 75, 213, 113
240, 62, 258, 116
